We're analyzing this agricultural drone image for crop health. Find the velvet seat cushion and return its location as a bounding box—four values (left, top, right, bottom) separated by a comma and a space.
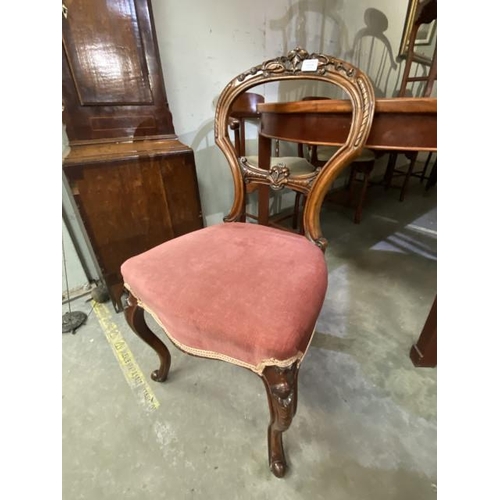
121, 223, 328, 373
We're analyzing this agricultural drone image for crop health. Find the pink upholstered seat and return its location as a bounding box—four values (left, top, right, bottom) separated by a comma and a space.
121, 222, 328, 373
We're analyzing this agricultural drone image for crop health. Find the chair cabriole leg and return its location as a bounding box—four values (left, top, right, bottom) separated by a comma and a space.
261, 362, 299, 478
124, 293, 171, 382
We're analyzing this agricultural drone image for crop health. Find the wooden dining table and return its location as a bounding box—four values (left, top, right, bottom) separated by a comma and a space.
256, 97, 437, 367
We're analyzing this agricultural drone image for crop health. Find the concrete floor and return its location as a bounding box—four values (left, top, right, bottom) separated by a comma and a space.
62, 176, 437, 500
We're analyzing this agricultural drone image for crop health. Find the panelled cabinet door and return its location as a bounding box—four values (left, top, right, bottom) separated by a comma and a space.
62, 0, 175, 142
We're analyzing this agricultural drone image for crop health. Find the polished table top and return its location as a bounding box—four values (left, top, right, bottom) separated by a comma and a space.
257, 97, 437, 152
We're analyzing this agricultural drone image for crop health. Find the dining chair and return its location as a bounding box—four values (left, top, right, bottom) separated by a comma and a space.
121, 47, 375, 478
229, 91, 316, 231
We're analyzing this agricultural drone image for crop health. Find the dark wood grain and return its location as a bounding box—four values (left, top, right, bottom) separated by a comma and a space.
63, 0, 152, 104
62, 0, 175, 142
63, 139, 203, 312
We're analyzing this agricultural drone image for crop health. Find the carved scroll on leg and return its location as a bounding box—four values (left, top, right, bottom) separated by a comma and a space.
261, 362, 299, 478
124, 293, 171, 382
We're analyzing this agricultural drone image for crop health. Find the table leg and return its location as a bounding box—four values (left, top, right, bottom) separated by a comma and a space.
258, 134, 272, 226
410, 296, 437, 367
384, 152, 398, 190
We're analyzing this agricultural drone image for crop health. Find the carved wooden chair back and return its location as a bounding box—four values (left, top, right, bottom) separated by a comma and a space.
215, 47, 375, 250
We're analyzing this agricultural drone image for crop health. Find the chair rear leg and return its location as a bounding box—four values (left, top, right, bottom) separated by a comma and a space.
261, 362, 299, 478
384, 152, 398, 190
125, 293, 171, 382
400, 154, 417, 202
354, 165, 372, 224
347, 165, 357, 205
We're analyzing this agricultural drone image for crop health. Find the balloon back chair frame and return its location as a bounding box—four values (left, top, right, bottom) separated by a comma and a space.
122, 47, 375, 478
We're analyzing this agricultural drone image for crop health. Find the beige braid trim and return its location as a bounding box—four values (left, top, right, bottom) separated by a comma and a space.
123, 284, 309, 374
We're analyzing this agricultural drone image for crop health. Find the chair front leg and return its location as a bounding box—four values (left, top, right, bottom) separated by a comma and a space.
261, 362, 299, 478
125, 293, 171, 382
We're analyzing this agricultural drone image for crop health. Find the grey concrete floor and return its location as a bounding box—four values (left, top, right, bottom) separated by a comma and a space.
62, 176, 437, 500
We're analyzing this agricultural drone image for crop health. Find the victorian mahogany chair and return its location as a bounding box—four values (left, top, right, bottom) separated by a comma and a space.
121, 48, 375, 478
229, 91, 316, 231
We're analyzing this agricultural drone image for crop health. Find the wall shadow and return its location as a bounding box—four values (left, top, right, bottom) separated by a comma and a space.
269, 0, 348, 55
267, 5, 418, 99
268, 0, 349, 102
346, 8, 398, 97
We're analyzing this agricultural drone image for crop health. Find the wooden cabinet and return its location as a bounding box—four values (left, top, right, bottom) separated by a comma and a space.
62, 0, 203, 311
64, 139, 203, 311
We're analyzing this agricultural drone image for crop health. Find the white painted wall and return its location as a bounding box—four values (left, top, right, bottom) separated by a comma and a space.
62, 124, 98, 296
62, 219, 88, 298
62, 124, 89, 297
